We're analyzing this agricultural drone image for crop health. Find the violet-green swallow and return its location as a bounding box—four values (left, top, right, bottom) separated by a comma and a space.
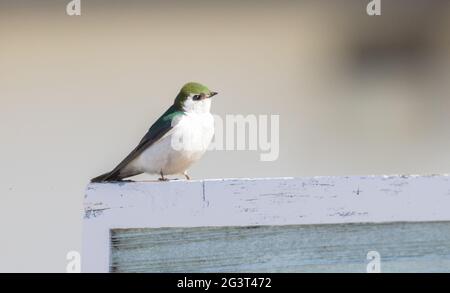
91, 82, 217, 182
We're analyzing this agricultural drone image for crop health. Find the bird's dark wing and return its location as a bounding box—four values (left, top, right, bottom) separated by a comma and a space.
91, 105, 184, 182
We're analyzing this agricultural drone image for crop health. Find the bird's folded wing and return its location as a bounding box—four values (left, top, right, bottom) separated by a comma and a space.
102, 105, 184, 179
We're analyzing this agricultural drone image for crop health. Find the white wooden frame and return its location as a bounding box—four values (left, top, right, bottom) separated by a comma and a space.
82, 175, 450, 273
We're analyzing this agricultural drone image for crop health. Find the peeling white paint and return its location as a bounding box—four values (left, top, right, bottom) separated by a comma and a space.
82, 175, 450, 272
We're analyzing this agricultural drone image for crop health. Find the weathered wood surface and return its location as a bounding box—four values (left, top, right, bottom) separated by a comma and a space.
85, 175, 450, 226
110, 222, 450, 273
83, 175, 450, 272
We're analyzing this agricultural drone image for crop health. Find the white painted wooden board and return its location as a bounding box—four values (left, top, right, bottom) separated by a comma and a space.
83, 175, 450, 273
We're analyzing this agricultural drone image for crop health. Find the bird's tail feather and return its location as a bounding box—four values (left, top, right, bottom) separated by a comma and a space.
91, 169, 142, 183
90, 171, 121, 183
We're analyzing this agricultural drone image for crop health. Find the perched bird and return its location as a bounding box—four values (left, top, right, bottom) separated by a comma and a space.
91, 82, 217, 182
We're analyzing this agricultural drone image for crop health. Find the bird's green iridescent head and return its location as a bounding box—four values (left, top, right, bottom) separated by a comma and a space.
174, 82, 218, 111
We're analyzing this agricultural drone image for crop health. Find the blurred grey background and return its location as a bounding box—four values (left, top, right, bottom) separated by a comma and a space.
1, 0, 449, 272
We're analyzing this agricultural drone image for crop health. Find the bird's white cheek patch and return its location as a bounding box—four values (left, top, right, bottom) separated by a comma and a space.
182, 98, 211, 114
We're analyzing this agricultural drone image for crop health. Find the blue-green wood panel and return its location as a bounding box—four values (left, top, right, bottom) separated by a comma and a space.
110, 222, 450, 273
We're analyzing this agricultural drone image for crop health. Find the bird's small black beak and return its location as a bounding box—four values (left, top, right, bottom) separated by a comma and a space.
209, 91, 218, 98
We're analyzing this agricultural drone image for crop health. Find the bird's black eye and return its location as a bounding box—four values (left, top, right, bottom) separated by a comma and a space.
192, 94, 201, 101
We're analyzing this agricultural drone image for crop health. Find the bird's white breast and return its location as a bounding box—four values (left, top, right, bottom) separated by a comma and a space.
129, 112, 214, 176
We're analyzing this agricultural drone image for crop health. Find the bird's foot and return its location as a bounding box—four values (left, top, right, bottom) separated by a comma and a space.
184, 172, 191, 180
158, 170, 169, 181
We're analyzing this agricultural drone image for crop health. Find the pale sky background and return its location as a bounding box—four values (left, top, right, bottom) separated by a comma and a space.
1, 0, 450, 272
